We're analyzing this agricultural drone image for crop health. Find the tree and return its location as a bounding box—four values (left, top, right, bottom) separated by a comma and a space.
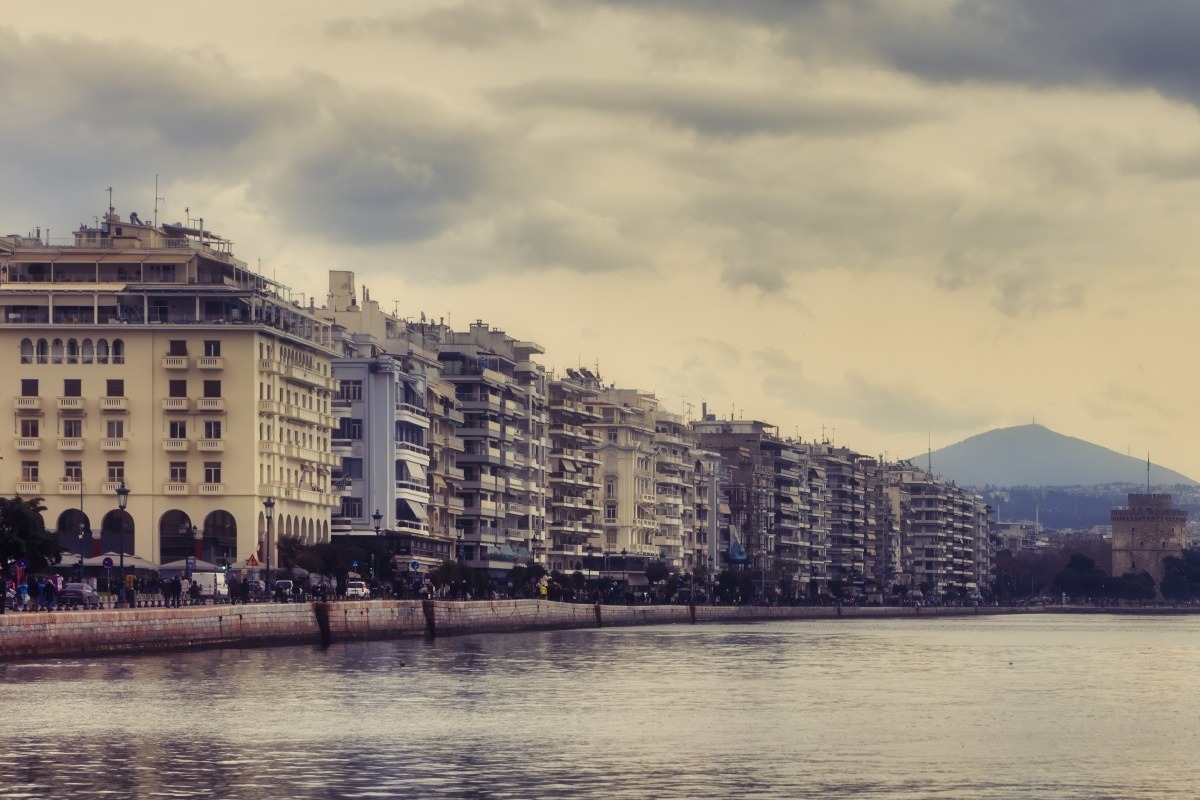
644, 560, 669, 585
1051, 553, 1110, 601
276, 534, 304, 577
0, 496, 61, 577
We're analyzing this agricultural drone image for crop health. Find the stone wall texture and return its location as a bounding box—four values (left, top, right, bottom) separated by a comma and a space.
0, 600, 1028, 661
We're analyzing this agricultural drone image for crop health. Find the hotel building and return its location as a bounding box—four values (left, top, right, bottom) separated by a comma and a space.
0, 208, 338, 568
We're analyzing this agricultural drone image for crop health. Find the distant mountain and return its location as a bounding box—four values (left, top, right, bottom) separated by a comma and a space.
910, 424, 1197, 488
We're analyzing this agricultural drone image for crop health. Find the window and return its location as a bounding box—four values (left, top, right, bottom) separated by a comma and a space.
340, 497, 364, 518
106, 379, 124, 397
204, 462, 222, 484
168, 380, 186, 398
20, 379, 37, 397
605, 503, 618, 522
203, 380, 221, 398
62, 419, 82, 438
106, 419, 125, 438
21, 461, 38, 481
63, 379, 82, 397
204, 340, 221, 357
605, 477, 616, 499
169, 420, 187, 439
64, 461, 83, 481
608, 429, 619, 443
336, 418, 363, 440
338, 380, 363, 401
169, 462, 187, 483
168, 340, 188, 356
204, 420, 222, 439
107, 461, 124, 482
342, 458, 364, 479
20, 419, 39, 438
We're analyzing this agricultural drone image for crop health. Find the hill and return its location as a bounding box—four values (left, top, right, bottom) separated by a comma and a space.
911, 424, 1197, 488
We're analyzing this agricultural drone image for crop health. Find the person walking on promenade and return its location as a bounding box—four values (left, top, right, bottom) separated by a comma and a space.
171, 575, 182, 608
43, 580, 57, 611
188, 579, 202, 605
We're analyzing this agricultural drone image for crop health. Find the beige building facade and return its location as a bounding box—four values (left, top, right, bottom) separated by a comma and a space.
0, 209, 338, 569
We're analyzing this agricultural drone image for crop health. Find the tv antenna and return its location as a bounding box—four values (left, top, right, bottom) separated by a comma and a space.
153, 175, 164, 227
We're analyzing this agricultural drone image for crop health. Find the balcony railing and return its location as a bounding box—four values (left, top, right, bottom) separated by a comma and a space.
163, 439, 188, 452
14, 438, 41, 451
100, 397, 128, 412
57, 397, 85, 413
164, 482, 189, 495
197, 439, 224, 452
195, 356, 224, 370
162, 356, 189, 369
57, 438, 84, 450
196, 397, 225, 413
14, 397, 40, 413
162, 398, 189, 411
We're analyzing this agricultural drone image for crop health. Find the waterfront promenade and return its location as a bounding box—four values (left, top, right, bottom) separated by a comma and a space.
0, 599, 1063, 661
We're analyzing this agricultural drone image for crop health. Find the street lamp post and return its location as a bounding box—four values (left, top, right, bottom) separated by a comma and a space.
77, 523, 85, 581
621, 547, 627, 602
372, 509, 383, 584
263, 497, 275, 600
115, 482, 130, 607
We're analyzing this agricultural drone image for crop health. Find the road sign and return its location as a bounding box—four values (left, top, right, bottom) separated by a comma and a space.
186, 557, 196, 571
15, 558, 28, 569
410, 561, 420, 571
351, 559, 359, 569
244, 554, 259, 567
102, 557, 114, 569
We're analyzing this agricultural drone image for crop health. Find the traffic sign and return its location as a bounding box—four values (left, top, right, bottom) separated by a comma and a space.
410, 561, 420, 571
351, 559, 359, 569
102, 557, 114, 569
15, 558, 27, 569
186, 557, 196, 570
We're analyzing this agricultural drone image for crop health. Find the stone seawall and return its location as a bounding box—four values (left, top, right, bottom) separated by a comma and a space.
0, 601, 1031, 661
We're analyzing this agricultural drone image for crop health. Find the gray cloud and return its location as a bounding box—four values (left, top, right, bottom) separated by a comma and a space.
495, 79, 933, 139
327, 3, 553, 48
752, 348, 993, 433
598, 0, 1200, 106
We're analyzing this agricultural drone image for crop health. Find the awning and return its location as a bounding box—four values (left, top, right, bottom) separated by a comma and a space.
561, 459, 577, 473
406, 461, 427, 482
399, 499, 429, 521
718, 502, 731, 514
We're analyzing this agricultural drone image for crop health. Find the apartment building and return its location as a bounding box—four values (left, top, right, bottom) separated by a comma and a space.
803, 444, 874, 597
545, 368, 603, 574
653, 409, 695, 571
439, 322, 547, 575
691, 417, 785, 597
591, 388, 660, 583
319, 271, 457, 573
0, 208, 338, 567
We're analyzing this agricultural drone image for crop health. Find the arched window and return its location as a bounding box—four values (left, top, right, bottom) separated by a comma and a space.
96, 339, 109, 364
66, 339, 79, 364
36, 339, 48, 364
112, 339, 125, 364
51, 338, 64, 364
81, 339, 94, 364
19, 338, 33, 364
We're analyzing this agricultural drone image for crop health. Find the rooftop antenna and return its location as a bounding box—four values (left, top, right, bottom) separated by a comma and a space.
927, 429, 932, 472
153, 174, 164, 227
107, 186, 113, 215
1147, 451, 1151, 492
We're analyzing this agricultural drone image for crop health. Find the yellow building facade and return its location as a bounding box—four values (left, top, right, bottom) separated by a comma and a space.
0, 209, 338, 570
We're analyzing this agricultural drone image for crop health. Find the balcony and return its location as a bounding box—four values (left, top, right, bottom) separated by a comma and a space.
57, 397, 85, 413
100, 481, 125, 494
196, 356, 224, 370
100, 397, 128, 412
396, 440, 429, 456
162, 398, 190, 411
57, 438, 84, 451
161, 356, 189, 370
197, 439, 225, 452
196, 397, 225, 413
59, 480, 83, 494
199, 483, 225, 495
163, 482, 189, 495
14, 438, 41, 451
14, 397, 41, 413
163, 439, 188, 452
15, 482, 41, 495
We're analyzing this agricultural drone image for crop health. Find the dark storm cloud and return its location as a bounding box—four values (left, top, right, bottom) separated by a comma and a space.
495, 79, 932, 139
326, 3, 552, 48
599, 0, 1200, 104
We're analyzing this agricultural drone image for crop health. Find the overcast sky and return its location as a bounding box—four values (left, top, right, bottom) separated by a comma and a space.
4, 1, 1200, 479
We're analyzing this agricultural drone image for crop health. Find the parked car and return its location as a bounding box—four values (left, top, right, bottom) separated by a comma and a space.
345, 580, 370, 599
59, 582, 101, 609
273, 580, 294, 602
246, 579, 266, 598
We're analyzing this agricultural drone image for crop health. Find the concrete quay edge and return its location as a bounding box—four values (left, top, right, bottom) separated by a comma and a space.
0, 600, 1139, 662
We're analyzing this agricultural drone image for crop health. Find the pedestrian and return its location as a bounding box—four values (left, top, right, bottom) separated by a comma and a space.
171, 575, 182, 608
43, 580, 57, 611
240, 578, 251, 605
188, 579, 202, 604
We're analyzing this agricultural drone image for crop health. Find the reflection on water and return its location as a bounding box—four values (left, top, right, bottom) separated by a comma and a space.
2, 615, 1200, 799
